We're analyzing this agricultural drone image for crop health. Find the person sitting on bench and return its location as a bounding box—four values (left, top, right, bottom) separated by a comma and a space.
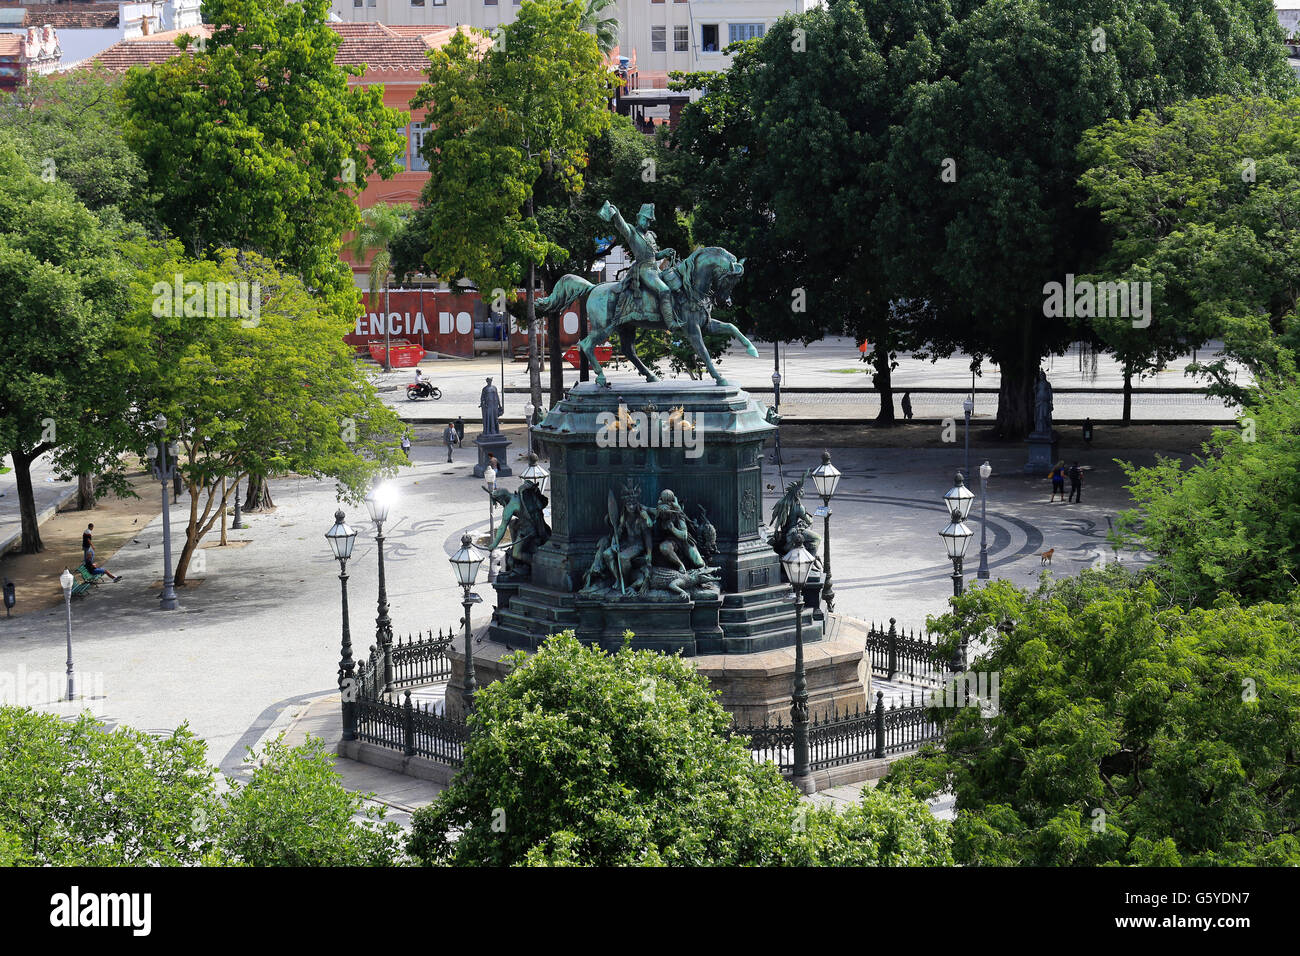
84, 543, 121, 582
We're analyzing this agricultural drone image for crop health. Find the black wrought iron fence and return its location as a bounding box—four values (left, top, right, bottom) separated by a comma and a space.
358, 629, 455, 700
355, 689, 468, 766
731, 690, 943, 775
865, 618, 950, 682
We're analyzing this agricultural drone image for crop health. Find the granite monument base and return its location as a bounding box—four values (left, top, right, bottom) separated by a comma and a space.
446, 616, 868, 724
473, 432, 512, 478
1024, 430, 1059, 475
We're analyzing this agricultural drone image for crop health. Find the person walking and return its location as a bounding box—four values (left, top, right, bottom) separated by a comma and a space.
400, 433, 412, 461
1067, 461, 1084, 503
83, 541, 121, 582
1049, 460, 1067, 502
442, 422, 459, 462
901, 391, 914, 421
82, 522, 94, 551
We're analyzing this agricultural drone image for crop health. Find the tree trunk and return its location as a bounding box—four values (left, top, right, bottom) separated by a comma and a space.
1122, 361, 1133, 426
11, 447, 44, 554
990, 317, 1044, 439
243, 474, 274, 511
871, 349, 895, 426
76, 473, 96, 511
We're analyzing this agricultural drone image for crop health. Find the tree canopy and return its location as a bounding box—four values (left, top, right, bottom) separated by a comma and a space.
887, 568, 1300, 865
409, 631, 952, 866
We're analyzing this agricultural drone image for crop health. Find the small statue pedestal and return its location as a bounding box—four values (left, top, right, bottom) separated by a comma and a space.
472, 432, 512, 478
1023, 430, 1059, 475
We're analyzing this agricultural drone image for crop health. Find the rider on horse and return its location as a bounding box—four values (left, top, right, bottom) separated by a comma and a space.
600, 201, 680, 330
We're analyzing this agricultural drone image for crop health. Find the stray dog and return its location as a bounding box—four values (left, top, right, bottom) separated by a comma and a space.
1039, 548, 1054, 566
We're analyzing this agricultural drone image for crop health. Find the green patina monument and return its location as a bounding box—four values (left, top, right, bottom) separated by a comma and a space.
486, 200, 825, 655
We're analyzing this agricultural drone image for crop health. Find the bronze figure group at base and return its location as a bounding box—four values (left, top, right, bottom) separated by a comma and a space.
581, 481, 721, 600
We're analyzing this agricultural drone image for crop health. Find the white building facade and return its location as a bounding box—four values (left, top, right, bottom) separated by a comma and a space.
328, 0, 808, 86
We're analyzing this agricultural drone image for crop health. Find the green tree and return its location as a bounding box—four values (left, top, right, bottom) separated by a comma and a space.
408, 0, 615, 408
1079, 95, 1300, 413
887, 568, 1300, 865
218, 735, 404, 866
0, 142, 136, 552
408, 631, 951, 866
119, 0, 406, 327
1115, 380, 1300, 605
116, 248, 406, 584
680, 0, 1294, 437
0, 708, 220, 866
0, 65, 154, 228
347, 202, 414, 372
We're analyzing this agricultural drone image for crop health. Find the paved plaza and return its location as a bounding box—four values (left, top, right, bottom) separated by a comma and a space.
1, 418, 1165, 777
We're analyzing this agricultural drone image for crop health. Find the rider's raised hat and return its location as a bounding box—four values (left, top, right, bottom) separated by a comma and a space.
638, 203, 656, 222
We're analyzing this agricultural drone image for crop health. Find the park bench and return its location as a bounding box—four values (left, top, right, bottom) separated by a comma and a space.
70, 564, 99, 598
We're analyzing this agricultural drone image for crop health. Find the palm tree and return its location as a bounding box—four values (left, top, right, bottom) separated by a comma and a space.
577, 0, 618, 56
346, 202, 413, 371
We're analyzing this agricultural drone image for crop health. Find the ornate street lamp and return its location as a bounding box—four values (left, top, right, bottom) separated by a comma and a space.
520, 452, 550, 496
962, 396, 974, 484
483, 463, 498, 583
780, 529, 817, 794
939, 473, 974, 671
977, 460, 992, 580
325, 509, 359, 740
59, 569, 75, 701
810, 450, 841, 612
449, 534, 484, 711
144, 413, 178, 610
364, 482, 397, 690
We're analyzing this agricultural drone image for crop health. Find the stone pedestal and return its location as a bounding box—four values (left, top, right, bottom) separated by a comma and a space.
473, 431, 512, 478
488, 380, 823, 654
446, 618, 869, 724
1024, 430, 1059, 475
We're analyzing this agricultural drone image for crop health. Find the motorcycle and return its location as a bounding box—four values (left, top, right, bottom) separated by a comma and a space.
406, 380, 442, 401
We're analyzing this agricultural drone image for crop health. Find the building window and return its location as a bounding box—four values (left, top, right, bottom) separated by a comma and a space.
652, 0, 664, 4
651, 25, 665, 52
410, 123, 429, 172
701, 24, 718, 52
412, 0, 424, 5
353, 0, 361, 6
674, 25, 688, 51
728, 22, 765, 44
486, 0, 497, 5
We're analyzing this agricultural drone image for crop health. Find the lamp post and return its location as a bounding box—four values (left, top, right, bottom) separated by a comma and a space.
144, 414, 178, 610
939, 473, 975, 671
232, 477, 243, 530
60, 569, 74, 701
325, 509, 359, 741
520, 452, 550, 495
524, 401, 535, 456
780, 529, 817, 794
962, 396, 974, 484
977, 460, 992, 580
449, 534, 484, 712
365, 483, 396, 690
810, 450, 841, 613
770, 356, 783, 465
483, 463, 497, 583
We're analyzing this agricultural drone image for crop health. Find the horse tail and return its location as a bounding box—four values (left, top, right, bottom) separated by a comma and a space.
536, 274, 594, 314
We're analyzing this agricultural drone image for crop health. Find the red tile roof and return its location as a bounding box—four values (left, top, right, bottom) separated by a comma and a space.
0, 3, 121, 29
89, 26, 211, 72
82, 21, 471, 73
0, 33, 20, 56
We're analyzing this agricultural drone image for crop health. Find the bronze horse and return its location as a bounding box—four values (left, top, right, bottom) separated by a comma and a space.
536, 246, 760, 386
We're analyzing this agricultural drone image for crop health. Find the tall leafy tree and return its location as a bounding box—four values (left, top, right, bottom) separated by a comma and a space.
408, 0, 615, 408
116, 248, 406, 584
888, 568, 1300, 866
119, 0, 406, 327
578, 0, 619, 56
1079, 95, 1300, 414
678, 0, 1295, 436
0, 143, 133, 552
